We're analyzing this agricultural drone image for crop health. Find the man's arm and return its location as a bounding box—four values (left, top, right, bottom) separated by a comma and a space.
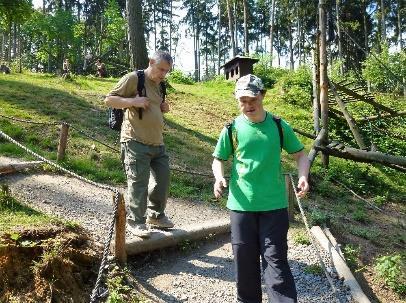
212, 158, 227, 199
291, 149, 310, 198
104, 95, 149, 110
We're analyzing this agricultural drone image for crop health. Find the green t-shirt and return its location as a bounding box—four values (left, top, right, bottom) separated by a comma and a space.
213, 112, 304, 211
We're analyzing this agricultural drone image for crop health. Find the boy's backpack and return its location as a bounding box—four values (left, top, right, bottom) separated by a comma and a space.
226, 114, 283, 154
108, 70, 166, 131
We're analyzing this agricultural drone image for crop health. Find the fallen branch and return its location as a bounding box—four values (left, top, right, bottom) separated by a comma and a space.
0, 161, 44, 174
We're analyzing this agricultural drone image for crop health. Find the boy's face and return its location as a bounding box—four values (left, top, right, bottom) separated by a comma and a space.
149, 59, 172, 83
238, 94, 265, 119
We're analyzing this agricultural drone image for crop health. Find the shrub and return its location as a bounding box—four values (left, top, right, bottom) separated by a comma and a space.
375, 254, 406, 296
342, 244, 361, 269
253, 54, 288, 88
167, 69, 195, 85
362, 44, 406, 94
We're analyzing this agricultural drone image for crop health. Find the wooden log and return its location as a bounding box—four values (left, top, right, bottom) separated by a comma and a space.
124, 219, 230, 255
57, 123, 69, 161
312, 33, 320, 134
308, 128, 327, 166
333, 82, 396, 114
293, 128, 317, 140
114, 192, 127, 265
330, 82, 368, 150
311, 226, 371, 303
314, 144, 406, 169
0, 161, 44, 174
356, 110, 406, 122
319, 0, 329, 168
285, 175, 295, 222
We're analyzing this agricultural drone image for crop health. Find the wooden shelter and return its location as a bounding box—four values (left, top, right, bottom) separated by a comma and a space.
220, 56, 259, 81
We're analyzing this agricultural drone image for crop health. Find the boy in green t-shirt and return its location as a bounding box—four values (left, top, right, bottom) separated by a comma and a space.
212, 74, 310, 303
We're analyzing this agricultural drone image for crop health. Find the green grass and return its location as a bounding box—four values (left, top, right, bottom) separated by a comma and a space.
0, 189, 58, 232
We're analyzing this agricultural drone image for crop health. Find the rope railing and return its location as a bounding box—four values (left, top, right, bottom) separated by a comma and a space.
0, 128, 119, 303
289, 174, 341, 303
0, 114, 217, 178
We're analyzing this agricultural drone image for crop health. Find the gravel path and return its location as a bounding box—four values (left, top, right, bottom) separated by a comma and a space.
1, 156, 354, 303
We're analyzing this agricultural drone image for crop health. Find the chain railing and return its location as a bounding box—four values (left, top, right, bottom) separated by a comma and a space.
0, 128, 119, 303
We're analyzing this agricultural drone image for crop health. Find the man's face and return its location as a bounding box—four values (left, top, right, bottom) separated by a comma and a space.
149, 59, 172, 83
238, 94, 265, 119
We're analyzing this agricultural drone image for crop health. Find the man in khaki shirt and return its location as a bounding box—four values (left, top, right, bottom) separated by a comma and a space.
104, 51, 173, 238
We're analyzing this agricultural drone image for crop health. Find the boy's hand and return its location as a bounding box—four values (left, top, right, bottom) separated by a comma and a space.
296, 176, 309, 198
214, 177, 227, 199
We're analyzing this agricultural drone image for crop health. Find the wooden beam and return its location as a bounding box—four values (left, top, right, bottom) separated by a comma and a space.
293, 128, 317, 140
333, 82, 397, 114
308, 129, 327, 166
319, 0, 329, 167
0, 161, 44, 174
330, 82, 368, 150
314, 144, 406, 170
356, 110, 406, 122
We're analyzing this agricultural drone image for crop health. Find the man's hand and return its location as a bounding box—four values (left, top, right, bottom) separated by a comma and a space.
214, 177, 227, 199
296, 176, 309, 198
160, 101, 170, 113
131, 96, 150, 110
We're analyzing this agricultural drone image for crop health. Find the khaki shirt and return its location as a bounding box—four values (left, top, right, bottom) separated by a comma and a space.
107, 71, 164, 145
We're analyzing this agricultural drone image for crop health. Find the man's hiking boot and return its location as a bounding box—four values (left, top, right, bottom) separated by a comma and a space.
146, 215, 174, 229
127, 223, 151, 239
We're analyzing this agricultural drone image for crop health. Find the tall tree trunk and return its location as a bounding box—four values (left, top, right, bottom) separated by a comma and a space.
380, 0, 386, 43
336, 0, 343, 74
13, 23, 17, 60
363, 0, 368, 53
7, 24, 12, 64
18, 24, 22, 73
127, 0, 149, 69
234, 0, 238, 53
319, 0, 329, 167
269, 0, 276, 66
269, 0, 276, 67
243, 0, 249, 55
217, 0, 221, 74
397, 0, 403, 50
226, 0, 236, 56
43, 0, 46, 13
153, 0, 157, 50
99, 16, 103, 56
288, 24, 294, 70
169, 0, 173, 55
297, 8, 302, 66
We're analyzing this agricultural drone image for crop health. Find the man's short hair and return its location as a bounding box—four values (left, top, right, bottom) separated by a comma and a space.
151, 50, 173, 65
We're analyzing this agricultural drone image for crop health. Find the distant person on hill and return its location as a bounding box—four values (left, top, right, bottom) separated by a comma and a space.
212, 74, 310, 303
104, 50, 173, 239
95, 59, 107, 78
62, 58, 71, 79
0, 63, 10, 74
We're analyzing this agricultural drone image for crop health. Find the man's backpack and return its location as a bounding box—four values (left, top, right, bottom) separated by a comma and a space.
226, 114, 284, 154
108, 70, 166, 131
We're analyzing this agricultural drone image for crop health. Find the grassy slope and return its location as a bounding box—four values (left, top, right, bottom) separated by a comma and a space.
0, 72, 405, 300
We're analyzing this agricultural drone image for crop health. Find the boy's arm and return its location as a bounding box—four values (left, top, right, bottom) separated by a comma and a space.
292, 150, 310, 198
212, 158, 227, 199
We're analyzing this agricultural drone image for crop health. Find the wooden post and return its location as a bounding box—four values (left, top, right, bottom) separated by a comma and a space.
114, 192, 127, 265
57, 123, 69, 161
330, 83, 367, 150
285, 174, 295, 222
319, 0, 329, 168
312, 32, 320, 135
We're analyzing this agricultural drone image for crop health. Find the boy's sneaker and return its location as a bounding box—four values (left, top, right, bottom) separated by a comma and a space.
126, 223, 151, 239
146, 215, 174, 229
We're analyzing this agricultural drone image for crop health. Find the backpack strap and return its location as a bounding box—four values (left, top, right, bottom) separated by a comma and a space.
272, 115, 284, 151
225, 120, 235, 154
160, 81, 166, 103
136, 70, 146, 119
